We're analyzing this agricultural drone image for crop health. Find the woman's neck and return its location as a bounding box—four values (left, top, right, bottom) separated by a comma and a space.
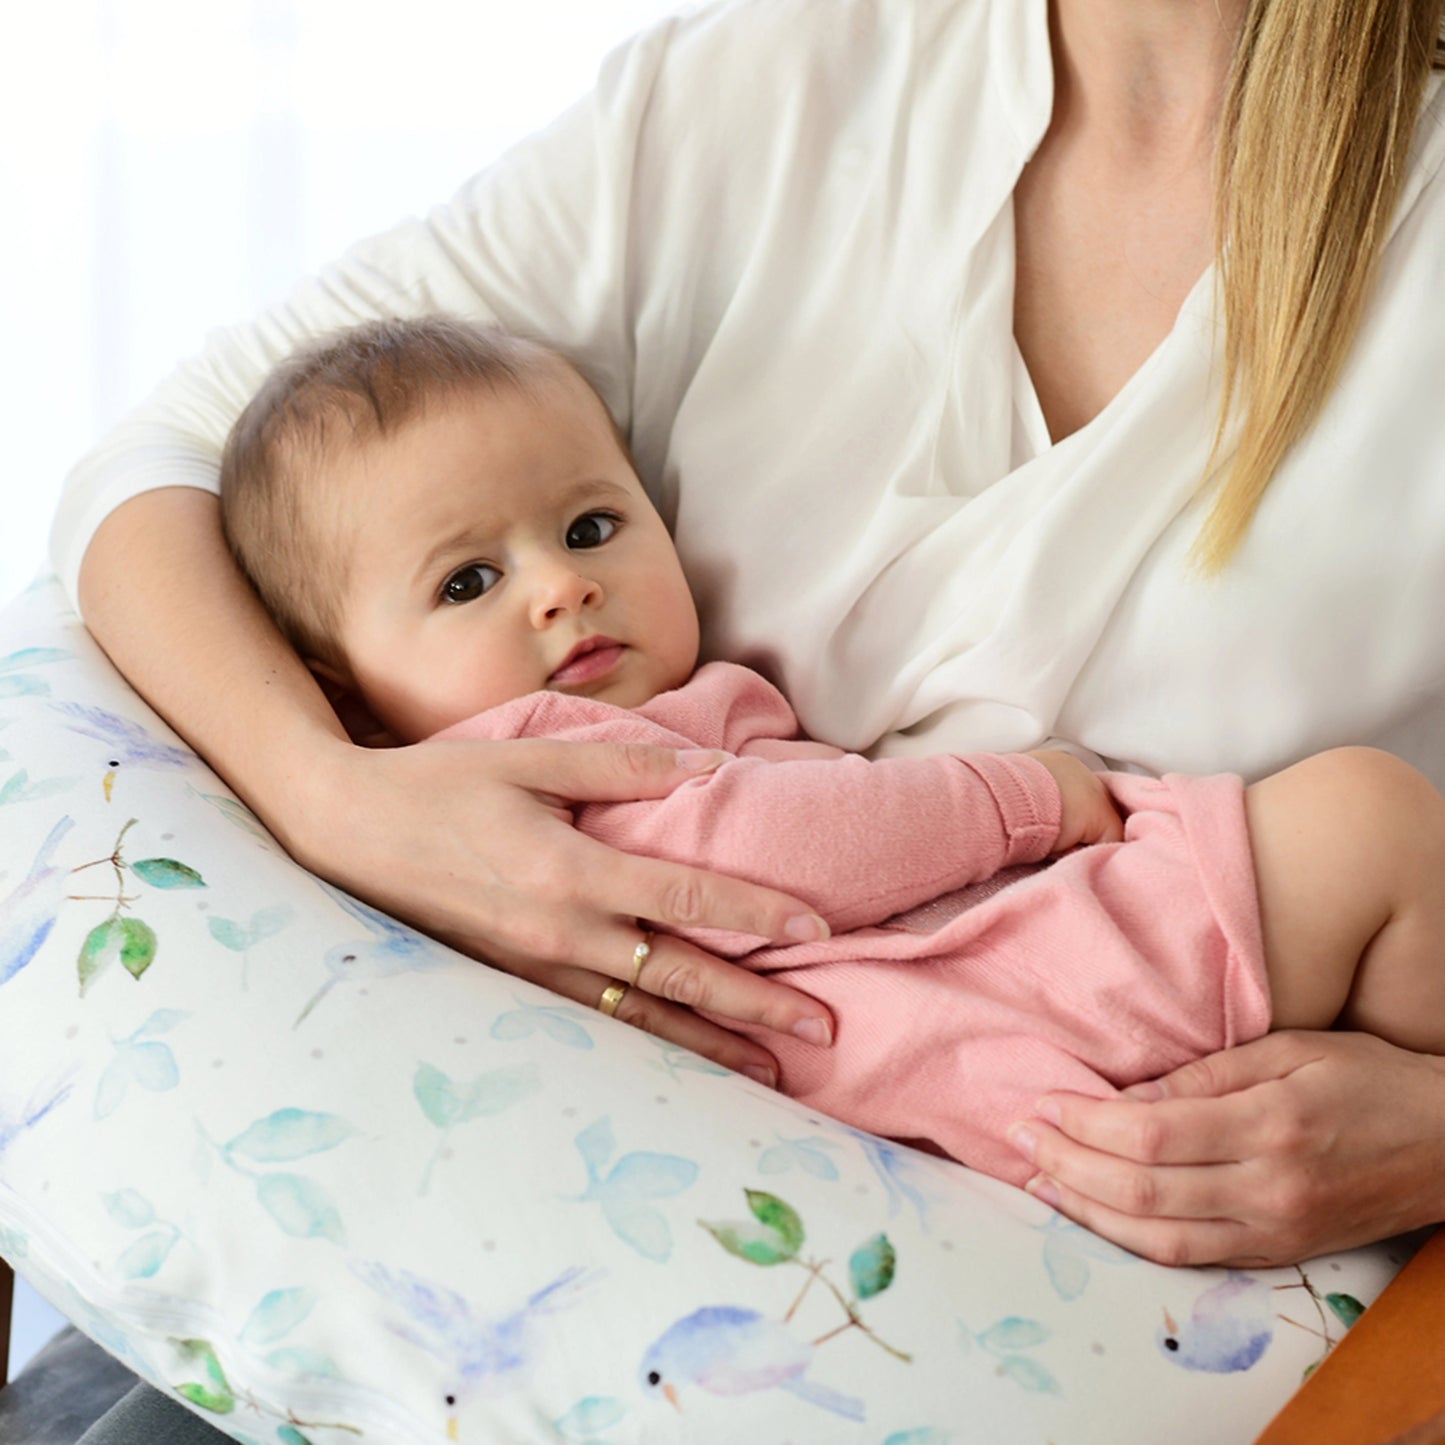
1049, 0, 1247, 166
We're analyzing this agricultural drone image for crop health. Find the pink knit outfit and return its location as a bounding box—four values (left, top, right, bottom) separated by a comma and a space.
436, 663, 1271, 1186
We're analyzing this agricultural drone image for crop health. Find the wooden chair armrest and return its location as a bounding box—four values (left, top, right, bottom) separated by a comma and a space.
1255, 1229, 1445, 1445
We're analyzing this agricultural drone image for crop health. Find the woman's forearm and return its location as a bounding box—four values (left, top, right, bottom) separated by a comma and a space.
77, 486, 351, 856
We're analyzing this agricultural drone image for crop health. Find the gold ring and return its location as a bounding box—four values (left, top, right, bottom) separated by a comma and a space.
597, 982, 629, 1017
630, 932, 654, 988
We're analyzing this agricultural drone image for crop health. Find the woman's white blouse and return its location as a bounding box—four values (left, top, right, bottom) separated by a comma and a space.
51, 0, 1445, 784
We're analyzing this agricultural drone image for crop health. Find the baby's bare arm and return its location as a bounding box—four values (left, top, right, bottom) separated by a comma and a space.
1247, 747, 1445, 1054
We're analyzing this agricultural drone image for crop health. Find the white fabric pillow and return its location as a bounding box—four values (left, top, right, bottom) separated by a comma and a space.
0, 576, 1419, 1444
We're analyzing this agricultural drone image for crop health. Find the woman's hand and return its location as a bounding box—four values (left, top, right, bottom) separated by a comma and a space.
79, 490, 832, 1090
1026, 749, 1125, 852
289, 731, 835, 1086
1007, 1031, 1445, 1266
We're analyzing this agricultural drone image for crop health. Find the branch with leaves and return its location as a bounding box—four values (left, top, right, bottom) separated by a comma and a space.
699, 1189, 911, 1363
68, 817, 206, 993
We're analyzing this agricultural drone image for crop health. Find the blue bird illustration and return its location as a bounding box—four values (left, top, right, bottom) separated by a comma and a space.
640, 1306, 865, 1420
0, 1076, 74, 1159
294, 881, 454, 1026
1158, 1271, 1274, 1373
0, 816, 76, 987
50, 701, 192, 800
353, 1260, 601, 1439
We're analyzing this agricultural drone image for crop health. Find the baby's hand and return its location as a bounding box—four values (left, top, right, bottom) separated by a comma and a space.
1025, 750, 1125, 852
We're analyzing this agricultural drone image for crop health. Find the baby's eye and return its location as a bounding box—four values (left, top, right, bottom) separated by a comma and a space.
565, 512, 620, 550
441, 563, 501, 604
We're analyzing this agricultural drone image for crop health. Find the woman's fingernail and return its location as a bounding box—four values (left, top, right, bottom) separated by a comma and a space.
792, 1017, 833, 1047
1008, 1125, 1038, 1163
742, 1064, 778, 1089
675, 749, 728, 772
785, 913, 831, 942
1035, 1097, 1062, 1127
1025, 1174, 1063, 1209
1122, 1080, 1165, 1102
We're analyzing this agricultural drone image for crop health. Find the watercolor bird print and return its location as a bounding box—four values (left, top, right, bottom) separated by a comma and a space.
50, 701, 192, 800
1158, 1271, 1275, 1373
639, 1305, 865, 1421
352, 1260, 602, 1438
0, 815, 75, 986
293, 881, 453, 1026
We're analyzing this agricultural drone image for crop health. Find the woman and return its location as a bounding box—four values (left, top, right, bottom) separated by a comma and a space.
54, 0, 1445, 1303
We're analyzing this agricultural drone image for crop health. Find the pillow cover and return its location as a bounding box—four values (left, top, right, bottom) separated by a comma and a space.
0, 575, 1421, 1444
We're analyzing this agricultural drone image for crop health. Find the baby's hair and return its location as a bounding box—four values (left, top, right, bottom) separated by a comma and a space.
219, 314, 561, 667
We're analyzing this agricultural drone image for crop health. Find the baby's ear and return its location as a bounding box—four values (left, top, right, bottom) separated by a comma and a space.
306, 659, 402, 749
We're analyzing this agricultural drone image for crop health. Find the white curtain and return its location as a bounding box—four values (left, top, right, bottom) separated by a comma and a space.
0, 0, 680, 605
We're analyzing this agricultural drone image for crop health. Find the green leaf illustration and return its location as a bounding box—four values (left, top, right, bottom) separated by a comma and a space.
699, 1218, 797, 1266
255, 1174, 345, 1243
849, 1233, 897, 1301
78, 916, 157, 993
277, 1428, 315, 1445
1326, 1292, 1366, 1328
132, 857, 206, 889
225, 1108, 356, 1163
174, 1339, 235, 1414
746, 1190, 805, 1253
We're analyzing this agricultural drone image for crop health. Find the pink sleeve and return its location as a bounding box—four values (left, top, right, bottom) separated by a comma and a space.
579, 748, 1061, 934
433, 667, 1062, 933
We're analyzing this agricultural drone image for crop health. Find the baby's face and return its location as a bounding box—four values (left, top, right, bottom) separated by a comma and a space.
323, 366, 700, 743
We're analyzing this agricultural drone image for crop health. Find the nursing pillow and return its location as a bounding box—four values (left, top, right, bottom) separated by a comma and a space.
0, 575, 1419, 1443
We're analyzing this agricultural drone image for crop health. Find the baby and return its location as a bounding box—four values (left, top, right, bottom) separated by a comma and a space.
220, 315, 1445, 1187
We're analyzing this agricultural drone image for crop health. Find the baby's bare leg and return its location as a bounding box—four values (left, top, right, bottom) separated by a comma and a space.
1246, 747, 1445, 1054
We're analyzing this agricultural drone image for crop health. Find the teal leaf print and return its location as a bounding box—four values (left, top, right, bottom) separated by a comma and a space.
116, 1226, 179, 1280
277, 1428, 315, 1445
575, 1117, 615, 1177
174, 1339, 236, 1414
884, 1432, 953, 1445
78, 916, 157, 992
208, 918, 249, 950
1040, 1216, 1136, 1301
554, 1395, 626, 1439
996, 1355, 1062, 1395
241, 1288, 317, 1346
978, 1318, 1050, 1353
263, 1346, 341, 1380
95, 1036, 183, 1119
413, 1061, 540, 1128
131, 858, 206, 889
0, 677, 51, 700
757, 1134, 840, 1181
0, 647, 70, 673
0, 769, 78, 807
961, 1314, 1060, 1395
491, 1000, 595, 1049
225, 1109, 357, 1163
103, 1189, 155, 1229
573, 1118, 698, 1261
255, 1173, 345, 1243
1326, 1292, 1365, 1328
849, 1234, 896, 1300
414, 1061, 541, 1194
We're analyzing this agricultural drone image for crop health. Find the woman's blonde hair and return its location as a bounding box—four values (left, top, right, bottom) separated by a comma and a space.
1194, 0, 1445, 571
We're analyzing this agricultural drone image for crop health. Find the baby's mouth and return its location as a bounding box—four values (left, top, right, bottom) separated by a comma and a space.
549, 638, 626, 685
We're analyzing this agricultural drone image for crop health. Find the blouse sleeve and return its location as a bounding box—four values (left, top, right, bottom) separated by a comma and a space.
47, 20, 681, 609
